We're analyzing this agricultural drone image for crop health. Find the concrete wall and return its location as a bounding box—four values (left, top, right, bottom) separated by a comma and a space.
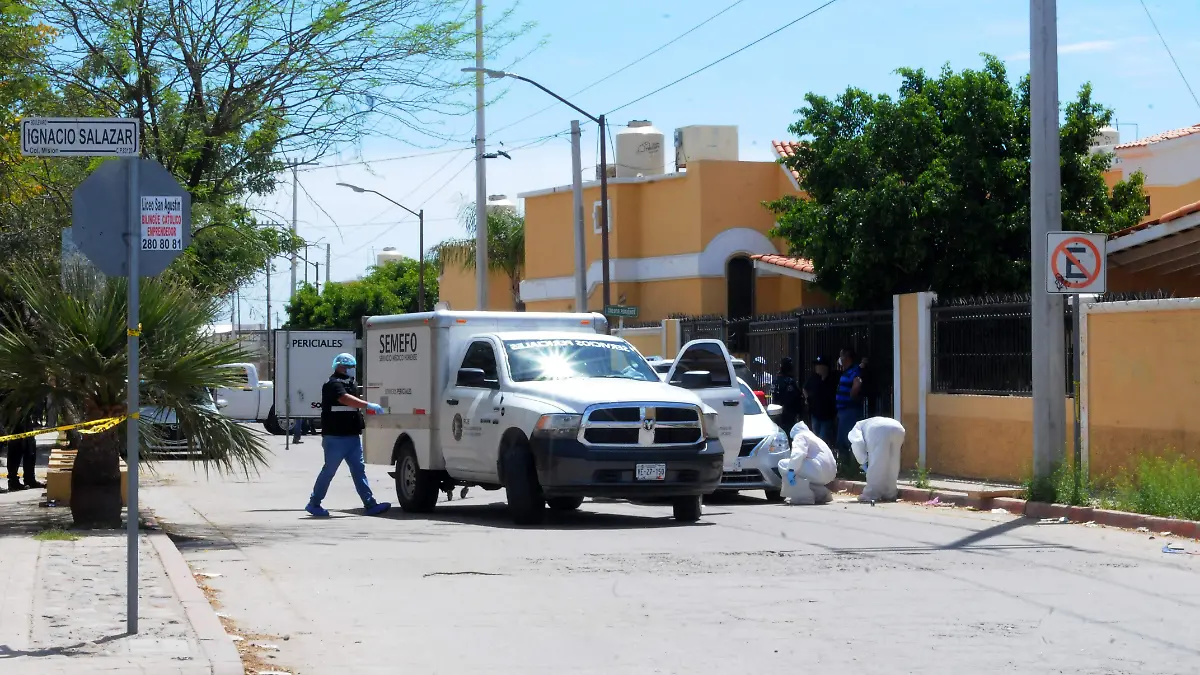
1085, 299, 1200, 477
925, 394, 1073, 483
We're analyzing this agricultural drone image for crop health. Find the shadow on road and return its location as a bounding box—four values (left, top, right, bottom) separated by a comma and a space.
0, 631, 129, 659
368, 501, 716, 531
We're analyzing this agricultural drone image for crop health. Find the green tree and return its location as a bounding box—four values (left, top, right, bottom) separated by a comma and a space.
30, 0, 529, 297
434, 203, 525, 308
766, 55, 1149, 308
285, 257, 437, 336
0, 263, 267, 527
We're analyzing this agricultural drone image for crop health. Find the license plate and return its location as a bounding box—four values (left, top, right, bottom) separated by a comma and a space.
734, 457, 743, 471
635, 463, 667, 481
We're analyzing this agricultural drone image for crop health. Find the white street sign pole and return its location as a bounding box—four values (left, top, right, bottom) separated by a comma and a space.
125, 156, 141, 634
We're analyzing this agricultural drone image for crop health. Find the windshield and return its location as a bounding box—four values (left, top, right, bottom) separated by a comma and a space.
504, 338, 659, 383
738, 381, 763, 415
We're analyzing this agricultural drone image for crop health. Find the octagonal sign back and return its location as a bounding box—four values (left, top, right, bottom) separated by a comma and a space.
71, 158, 192, 277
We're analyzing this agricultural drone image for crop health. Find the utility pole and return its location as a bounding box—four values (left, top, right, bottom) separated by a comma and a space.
473, 0, 488, 309
325, 242, 331, 287
265, 259, 271, 373
1030, 0, 1067, 480
598, 114, 611, 310
290, 165, 298, 299
570, 120, 586, 311
315, 263, 321, 294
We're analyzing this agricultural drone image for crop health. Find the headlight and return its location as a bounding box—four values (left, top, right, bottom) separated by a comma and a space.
702, 411, 720, 439
533, 413, 582, 439
750, 430, 789, 457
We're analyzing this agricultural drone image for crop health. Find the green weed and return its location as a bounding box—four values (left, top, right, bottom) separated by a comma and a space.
34, 528, 80, 542
1108, 454, 1200, 522
1022, 459, 1092, 506
913, 463, 931, 489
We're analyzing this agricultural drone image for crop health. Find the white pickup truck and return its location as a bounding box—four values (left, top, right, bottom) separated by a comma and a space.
362, 310, 745, 524
214, 363, 286, 434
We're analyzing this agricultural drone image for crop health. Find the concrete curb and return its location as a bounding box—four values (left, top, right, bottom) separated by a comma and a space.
831, 479, 1200, 540
148, 531, 244, 675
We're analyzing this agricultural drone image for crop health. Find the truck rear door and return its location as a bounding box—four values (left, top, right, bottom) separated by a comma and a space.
666, 339, 744, 469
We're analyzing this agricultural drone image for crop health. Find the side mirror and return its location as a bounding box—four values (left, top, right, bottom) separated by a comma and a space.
216, 399, 229, 409
676, 370, 713, 389
457, 368, 488, 388
767, 403, 783, 419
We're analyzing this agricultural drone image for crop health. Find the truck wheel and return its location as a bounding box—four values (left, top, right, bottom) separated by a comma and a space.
672, 495, 702, 523
263, 407, 286, 436
546, 496, 584, 512
395, 441, 440, 513
764, 489, 784, 503
502, 441, 545, 525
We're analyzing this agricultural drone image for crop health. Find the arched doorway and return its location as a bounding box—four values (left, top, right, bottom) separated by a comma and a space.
727, 255, 755, 318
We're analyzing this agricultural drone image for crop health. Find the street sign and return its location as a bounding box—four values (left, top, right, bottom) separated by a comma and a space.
604, 304, 639, 318
1047, 232, 1107, 294
72, 158, 191, 277
21, 117, 139, 157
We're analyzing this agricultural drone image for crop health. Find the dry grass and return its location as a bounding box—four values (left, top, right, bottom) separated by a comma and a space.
193, 573, 294, 675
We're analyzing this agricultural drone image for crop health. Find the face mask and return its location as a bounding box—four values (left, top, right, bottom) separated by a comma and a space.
346, 367, 356, 379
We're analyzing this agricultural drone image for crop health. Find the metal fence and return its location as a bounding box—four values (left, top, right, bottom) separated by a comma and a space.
678, 308, 894, 417
931, 295, 1073, 396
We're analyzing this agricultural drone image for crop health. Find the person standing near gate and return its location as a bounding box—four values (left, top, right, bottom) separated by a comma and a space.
305, 353, 391, 518
772, 357, 801, 434
803, 356, 837, 447
835, 347, 865, 468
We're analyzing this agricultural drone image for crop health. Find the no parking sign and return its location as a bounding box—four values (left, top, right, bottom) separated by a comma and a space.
1047, 232, 1107, 294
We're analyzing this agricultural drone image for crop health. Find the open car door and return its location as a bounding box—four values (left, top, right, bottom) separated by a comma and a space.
666, 339, 745, 469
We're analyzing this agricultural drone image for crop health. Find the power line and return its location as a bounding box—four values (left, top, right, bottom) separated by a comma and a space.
488, 0, 752, 137
605, 0, 844, 117
1139, 0, 1200, 113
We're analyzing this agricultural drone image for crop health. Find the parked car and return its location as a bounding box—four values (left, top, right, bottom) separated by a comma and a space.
142, 388, 224, 459
649, 357, 754, 385
713, 378, 789, 501
214, 363, 287, 434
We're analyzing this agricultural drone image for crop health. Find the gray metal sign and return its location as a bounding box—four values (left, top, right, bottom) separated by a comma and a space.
71, 158, 192, 277
21, 117, 139, 156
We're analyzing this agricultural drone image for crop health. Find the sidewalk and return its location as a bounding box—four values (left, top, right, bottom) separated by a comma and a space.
0, 489, 242, 674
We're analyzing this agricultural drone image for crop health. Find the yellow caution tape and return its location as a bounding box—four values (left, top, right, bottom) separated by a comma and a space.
0, 412, 138, 443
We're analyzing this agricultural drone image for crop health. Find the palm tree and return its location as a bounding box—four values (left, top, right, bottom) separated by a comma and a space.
433, 203, 525, 309
0, 262, 268, 527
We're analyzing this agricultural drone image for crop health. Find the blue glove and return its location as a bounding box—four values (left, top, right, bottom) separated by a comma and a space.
366, 403, 385, 415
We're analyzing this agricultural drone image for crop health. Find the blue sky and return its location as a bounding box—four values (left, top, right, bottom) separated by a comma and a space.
234, 0, 1200, 327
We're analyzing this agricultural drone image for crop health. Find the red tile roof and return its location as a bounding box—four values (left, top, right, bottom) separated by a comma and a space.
751, 253, 815, 275
1109, 199, 1200, 240
1114, 124, 1200, 149
771, 140, 803, 182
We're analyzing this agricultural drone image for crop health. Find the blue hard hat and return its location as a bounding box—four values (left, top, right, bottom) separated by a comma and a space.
332, 352, 357, 369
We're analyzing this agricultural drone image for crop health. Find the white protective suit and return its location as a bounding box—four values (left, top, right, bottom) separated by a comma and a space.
775, 422, 837, 505
848, 416, 906, 502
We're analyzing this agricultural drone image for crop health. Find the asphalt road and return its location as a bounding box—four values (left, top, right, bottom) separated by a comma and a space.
144, 432, 1200, 675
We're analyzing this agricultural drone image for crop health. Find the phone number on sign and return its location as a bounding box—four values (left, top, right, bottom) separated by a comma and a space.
141, 238, 182, 251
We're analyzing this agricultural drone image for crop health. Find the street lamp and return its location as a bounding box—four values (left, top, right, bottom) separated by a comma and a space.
462, 67, 612, 311
336, 182, 426, 312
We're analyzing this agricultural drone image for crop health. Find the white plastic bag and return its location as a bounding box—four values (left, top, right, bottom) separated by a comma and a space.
849, 417, 906, 502
780, 467, 814, 505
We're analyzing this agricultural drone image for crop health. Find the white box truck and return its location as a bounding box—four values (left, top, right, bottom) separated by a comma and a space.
273, 329, 357, 423
362, 310, 742, 524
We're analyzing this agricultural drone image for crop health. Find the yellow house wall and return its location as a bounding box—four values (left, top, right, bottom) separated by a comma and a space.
1142, 176, 1200, 221
925, 395, 1073, 483
1086, 306, 1200, 477
438, 266, 513, 311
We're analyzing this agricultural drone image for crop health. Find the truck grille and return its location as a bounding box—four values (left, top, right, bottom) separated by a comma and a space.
579, 403, 703, 448
740, 438, 764, 457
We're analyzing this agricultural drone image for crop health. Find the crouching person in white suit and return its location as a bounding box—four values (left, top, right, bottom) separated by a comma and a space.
776, 422, 838, 505
848, 417, 906, 502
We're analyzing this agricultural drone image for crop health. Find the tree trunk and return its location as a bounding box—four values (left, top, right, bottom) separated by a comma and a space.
69, 408, 124, 528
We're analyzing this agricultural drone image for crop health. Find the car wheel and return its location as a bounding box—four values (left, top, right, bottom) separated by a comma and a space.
764, 489, 784, 503
263, 407, 286, 435
502, 439, 545, 525
394, 440, 439, 513
546, 496, 584, 512
672, 495, 702, 522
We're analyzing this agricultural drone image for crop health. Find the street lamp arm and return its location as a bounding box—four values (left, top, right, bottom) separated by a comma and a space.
361, 188, 422, 219
508, 74, 600, 125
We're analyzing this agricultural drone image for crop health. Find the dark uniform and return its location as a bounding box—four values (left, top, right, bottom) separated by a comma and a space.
321, 372, 364, 437
306, 367, 384, 515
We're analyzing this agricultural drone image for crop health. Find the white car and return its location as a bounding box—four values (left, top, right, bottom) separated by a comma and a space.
715, 378, 789, 500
